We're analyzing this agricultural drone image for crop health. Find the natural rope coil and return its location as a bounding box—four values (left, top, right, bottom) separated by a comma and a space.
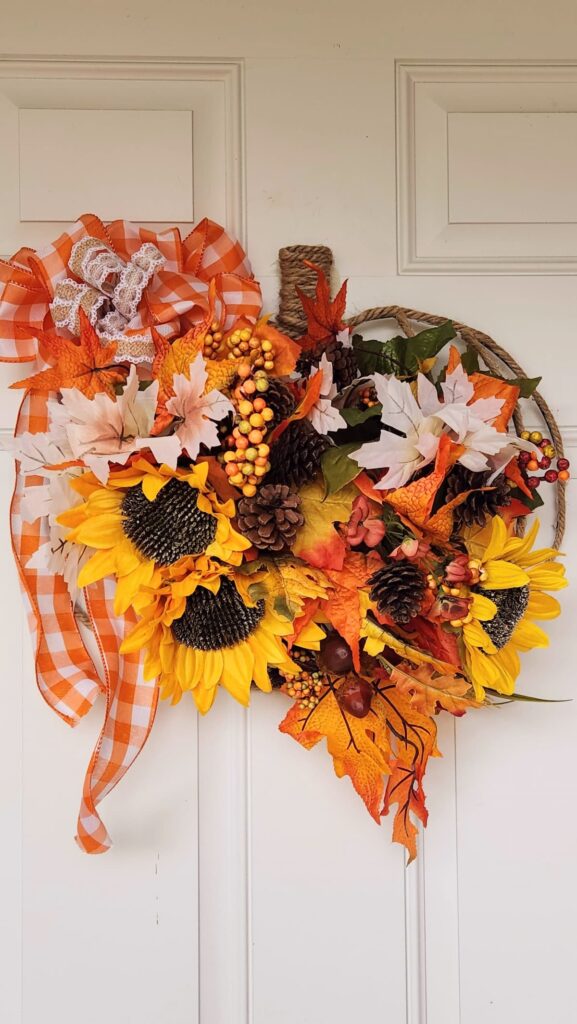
277, 245, 333, 338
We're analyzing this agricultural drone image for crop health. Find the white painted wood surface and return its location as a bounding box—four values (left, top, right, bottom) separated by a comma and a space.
1, 6, 576, 1021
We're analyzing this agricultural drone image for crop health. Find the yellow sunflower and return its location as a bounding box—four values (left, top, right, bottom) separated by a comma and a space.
121, 566, 301, 713
57, 457, 250, 615
461, 516, 567, 699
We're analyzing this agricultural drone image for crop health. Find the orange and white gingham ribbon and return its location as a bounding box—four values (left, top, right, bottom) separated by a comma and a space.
0, 215, 262, 852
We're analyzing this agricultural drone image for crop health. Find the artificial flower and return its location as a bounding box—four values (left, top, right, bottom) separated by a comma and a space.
306, 354, 347, 435
23, 471, 91, 601
57, 458, 250, 615
461, 516, 567, 699
345, 495, 386, 548
165, 353, 234, 460
121, 571, 299, 712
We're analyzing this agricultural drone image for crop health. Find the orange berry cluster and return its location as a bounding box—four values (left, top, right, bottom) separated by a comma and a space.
202, 320, 224, 357
226, 325, 276, 372
283, 669, 324, 710
224, 370, 273, 498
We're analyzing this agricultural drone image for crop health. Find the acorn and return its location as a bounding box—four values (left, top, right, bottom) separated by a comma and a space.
336, 677, 373, 718
319, 634, 354, 675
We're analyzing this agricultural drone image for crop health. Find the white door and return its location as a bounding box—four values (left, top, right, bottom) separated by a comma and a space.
0, 8, 576, 1024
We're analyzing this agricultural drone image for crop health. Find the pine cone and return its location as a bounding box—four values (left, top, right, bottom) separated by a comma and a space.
296, 338, 359, 389
267, 420, 331, 488
368, 561, 427, 625
236, 483, 304, 553
264, 377, 296, 424
445, 466, 512, 531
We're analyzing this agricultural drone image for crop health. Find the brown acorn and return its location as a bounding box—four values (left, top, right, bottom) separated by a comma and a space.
319, 633, 354, 675
336, 677, 373, 718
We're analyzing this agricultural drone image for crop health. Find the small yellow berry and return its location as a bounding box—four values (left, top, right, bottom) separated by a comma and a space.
255, 377, 269, 393
242, 484, 257, 498
240, 328, 252, 342
261, 339, 273, 353
249, 412, 265, 428
242, 463, 253, 476
263, 360, 275, 371
258, 443, 270, 457
254, 464, 268, 477
245, 447, 258, 462
529, 431, 543, 444
238, 420, 251, 435
229, 473, 244, 486
223, 450, 237, 463
262, 407, 274, 422
239, 400, 254, 417
520, 430, 531, 440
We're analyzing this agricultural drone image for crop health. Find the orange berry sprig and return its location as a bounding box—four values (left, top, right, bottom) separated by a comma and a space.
226, 325, 276, 372
223, 369, 274, 498
202, 320, 224, 358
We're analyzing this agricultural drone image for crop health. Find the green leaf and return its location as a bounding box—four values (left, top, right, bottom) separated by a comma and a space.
486, 688, 571, 704
339, 403, 382, 427
321, 443, 361, 496
460, 347, 480, 375
506, 375, 542, 398
352, 321, 455, 378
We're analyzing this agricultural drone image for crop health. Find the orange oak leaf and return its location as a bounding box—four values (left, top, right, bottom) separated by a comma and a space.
297, 262, 348, 349
279, 680, 392, 824
268, 369, 323, 443
11, 311, 126, 397
324, 551, 379, 672
390, 661, 481, 718
291, 477, 357, 571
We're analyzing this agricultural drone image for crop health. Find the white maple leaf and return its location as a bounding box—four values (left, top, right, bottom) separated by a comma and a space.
165, 354, 234, 461
55, 365, 180, 482
307, 354, 347, 435
24, 471, 90, 602
0, 427, 73, 475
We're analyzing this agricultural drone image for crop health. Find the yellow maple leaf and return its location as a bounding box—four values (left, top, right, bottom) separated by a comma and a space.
390, 661, 482, 717
291, 478, 357, 571
256, 558, 331, 619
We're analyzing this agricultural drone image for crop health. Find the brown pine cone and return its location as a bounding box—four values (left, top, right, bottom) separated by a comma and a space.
266, 420, 331, 488
368, 560, 427, 625
264, 377, 296, 424
296, 337, 359, 389
236, 483, 304, 553
445, 466, 512, 531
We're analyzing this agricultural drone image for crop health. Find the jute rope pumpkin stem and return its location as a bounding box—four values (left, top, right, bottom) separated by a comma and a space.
277, 245, 333, 338
346, 306, 565, 549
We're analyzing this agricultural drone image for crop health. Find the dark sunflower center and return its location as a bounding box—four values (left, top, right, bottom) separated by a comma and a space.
171, 577, 265, 651
480, 585, 530, 649
121, 477, 217, 566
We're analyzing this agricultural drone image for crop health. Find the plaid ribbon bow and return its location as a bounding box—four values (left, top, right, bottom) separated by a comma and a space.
0, 214, 262, 852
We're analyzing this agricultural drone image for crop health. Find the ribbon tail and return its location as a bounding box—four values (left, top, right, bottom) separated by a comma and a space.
11, 392, 104, 725
76, 576, 158, 854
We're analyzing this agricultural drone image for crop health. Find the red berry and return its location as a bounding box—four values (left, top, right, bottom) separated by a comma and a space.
320, 634, 354, 675
539, 456, 551, 469
336, 677, 373, 718
527, 476, 541, 489
539, 438, 551, 449
557, 458, 570, 471
545, 470, 559, 483
518, 451, 531, 465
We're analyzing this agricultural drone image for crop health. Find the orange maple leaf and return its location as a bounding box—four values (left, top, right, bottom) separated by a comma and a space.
11, 311, 126, 397
447, 344, 519, 432
279, 674, 440, 861
280, 680, 392, 824
324, 551, 380, 672
390, 661, 481, 718
297, 262, 348, 349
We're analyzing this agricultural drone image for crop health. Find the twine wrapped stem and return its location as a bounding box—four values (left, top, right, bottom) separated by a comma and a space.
277, 244, 333, 338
